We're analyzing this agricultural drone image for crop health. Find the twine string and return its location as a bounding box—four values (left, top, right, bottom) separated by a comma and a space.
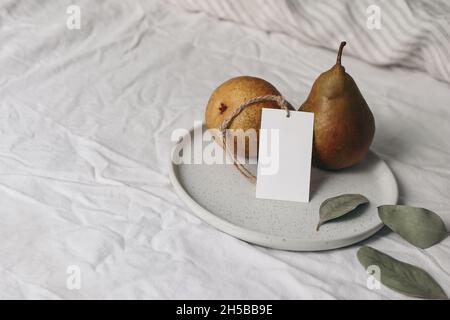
218, 95, 289, 183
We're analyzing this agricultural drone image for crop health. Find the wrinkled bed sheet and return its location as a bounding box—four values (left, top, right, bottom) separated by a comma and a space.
171, 0, 450, 84
0, 0, 449, 299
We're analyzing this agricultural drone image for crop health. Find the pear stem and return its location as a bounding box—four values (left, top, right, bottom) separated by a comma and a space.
336, 41, 347, 66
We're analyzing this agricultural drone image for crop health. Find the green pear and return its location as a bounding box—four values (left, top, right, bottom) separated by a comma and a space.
300, 42, 375, 170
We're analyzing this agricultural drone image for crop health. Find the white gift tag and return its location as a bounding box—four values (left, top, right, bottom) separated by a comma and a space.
256, 109, 314, 203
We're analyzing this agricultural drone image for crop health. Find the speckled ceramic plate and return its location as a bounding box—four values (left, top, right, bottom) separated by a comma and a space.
169, 125, 398, 251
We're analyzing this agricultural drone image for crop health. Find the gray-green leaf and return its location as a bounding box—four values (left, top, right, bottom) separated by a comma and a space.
317, 194, 369, 231
357, 246, 448, 299
378, 205, 448, 249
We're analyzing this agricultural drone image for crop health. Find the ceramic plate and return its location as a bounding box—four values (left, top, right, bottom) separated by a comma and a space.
169, 125, 398, 251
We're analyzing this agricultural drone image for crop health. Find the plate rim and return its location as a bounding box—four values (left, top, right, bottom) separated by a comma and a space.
168, 125, 398, 251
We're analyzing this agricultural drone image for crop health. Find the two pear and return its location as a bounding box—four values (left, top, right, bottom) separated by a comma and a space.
205, 42, 375, 170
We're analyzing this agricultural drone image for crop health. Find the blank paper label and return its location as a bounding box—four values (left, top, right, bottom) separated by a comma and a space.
256, 109, 314, 203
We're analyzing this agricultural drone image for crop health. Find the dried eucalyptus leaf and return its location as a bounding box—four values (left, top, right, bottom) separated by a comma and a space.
357, 246, 448, 300
378, 205, 448, 249
317, 194, 369, 231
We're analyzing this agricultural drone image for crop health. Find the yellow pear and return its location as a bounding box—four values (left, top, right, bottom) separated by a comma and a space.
205, 76, 282, 158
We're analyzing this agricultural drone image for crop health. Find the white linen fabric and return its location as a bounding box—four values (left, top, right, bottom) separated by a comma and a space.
170, 0, 450, 84
0, 0, 449, 299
